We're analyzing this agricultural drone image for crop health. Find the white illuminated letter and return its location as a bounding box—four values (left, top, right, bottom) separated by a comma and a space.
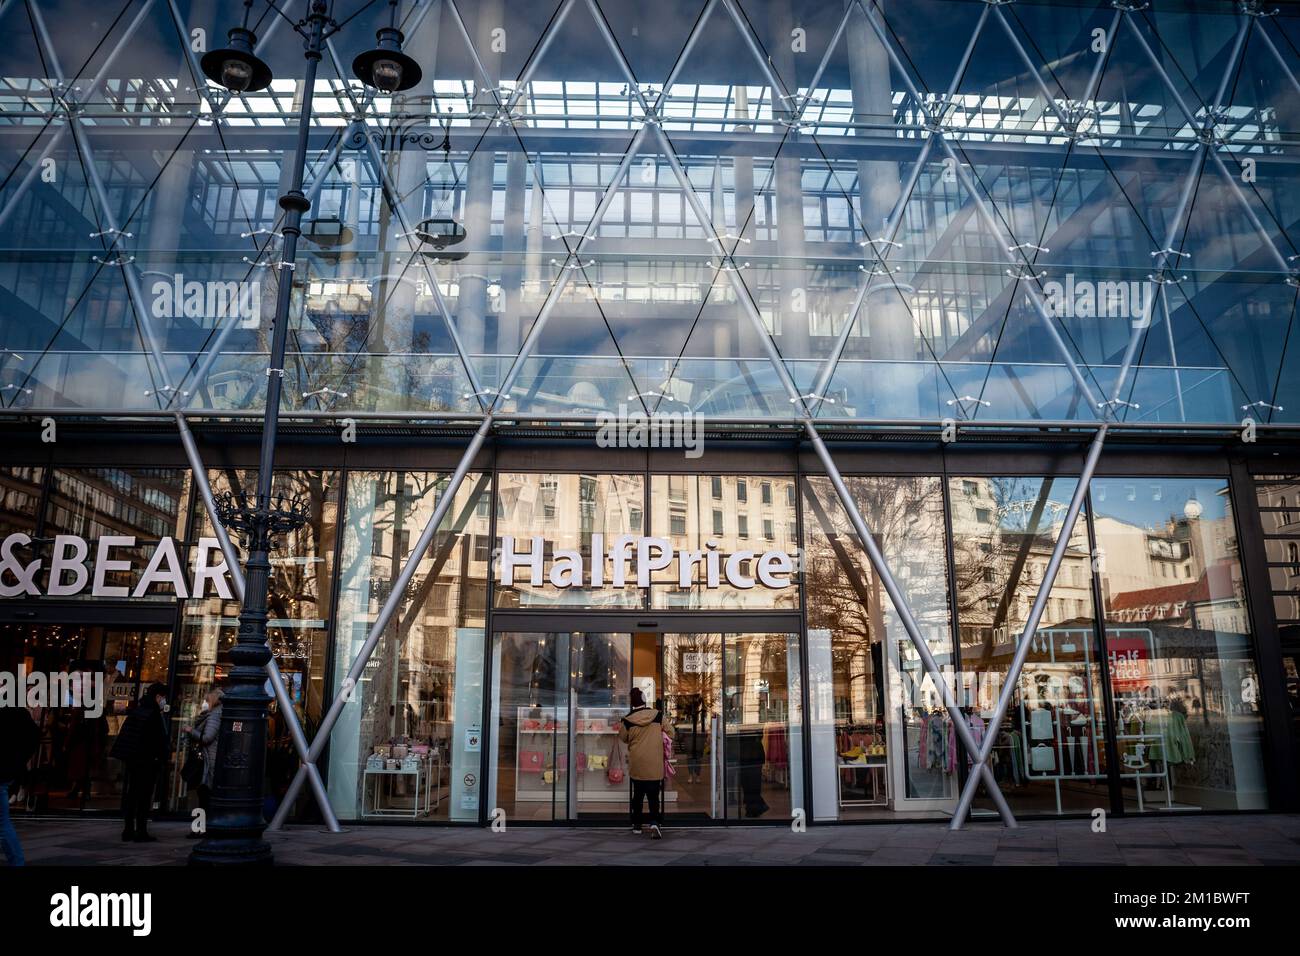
47, 535, 89, 596
757, 550, 793, 588
725, 550, 755, 589
132, 537, 190, 599
92, 535, 135, 598
636, 537, 673, 587
550, 549, 583, 588
499, 535, 544, 586
192, 538, 234, 600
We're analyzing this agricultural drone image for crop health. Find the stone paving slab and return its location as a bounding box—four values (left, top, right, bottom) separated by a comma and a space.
6, 814, 1299, 866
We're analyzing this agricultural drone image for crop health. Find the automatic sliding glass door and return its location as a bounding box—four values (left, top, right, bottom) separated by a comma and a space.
489, 631, 632, 822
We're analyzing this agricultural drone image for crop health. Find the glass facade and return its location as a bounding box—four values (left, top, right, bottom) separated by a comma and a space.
0, 0, 1298, 828
0, 0, 1296, 424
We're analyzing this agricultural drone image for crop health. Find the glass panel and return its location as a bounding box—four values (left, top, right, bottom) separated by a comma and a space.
489, 632, 569, 822
325, 470, 491, 822
493, 473, 645, 608
802, 475, 954, 818
662, 632, 722, 818
42, 468, 189, 602
723, 632, 801, 821
649, 474, 799, 609
949, 476, 1109, 817
571, 632, 632, 818
0, 466, 43, 537
1092, 477, 1268, 811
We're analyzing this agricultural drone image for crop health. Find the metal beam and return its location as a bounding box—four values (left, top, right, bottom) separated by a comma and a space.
175, 413, 340, 831
1122, 11, 1295, 273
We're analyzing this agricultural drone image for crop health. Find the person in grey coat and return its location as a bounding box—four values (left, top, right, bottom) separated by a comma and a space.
186, 688, 223, 815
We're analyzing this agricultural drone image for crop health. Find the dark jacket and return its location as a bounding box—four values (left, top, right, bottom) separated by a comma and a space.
110, 697, 170, 766
188, 705, 221, 787
0, 707, 39, 784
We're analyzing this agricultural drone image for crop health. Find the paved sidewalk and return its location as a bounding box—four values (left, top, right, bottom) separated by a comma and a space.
10, 813, 1300, 866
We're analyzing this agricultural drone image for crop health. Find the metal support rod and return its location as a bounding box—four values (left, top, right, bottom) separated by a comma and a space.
1122, 12, 1294, 272
991, 5, 1074, 132
1255, 20, 1300, 101
719, 0, 794, 112
655, 0, 717, 113
795, 4, 854, 121
175, 412, 340, 831
949, 421, 1108, 827
502, 0, 577, 116
268, 415, 493, 826
805, 420, 1016, 823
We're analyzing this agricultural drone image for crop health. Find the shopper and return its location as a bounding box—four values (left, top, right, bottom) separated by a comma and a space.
618, 687, 673, 838
110, 683, 171, 843
185, 688, 223, 821
0, 705, 39, 866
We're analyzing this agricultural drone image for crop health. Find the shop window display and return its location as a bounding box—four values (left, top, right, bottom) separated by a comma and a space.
1092, 478, 1267, 811
949, 477, 1109, 817
326, 471, 491, 821
801, 476, 955, 819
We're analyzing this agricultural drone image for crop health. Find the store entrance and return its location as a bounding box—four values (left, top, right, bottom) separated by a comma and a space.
487, 616, 803, 823
0, 613, 175, 815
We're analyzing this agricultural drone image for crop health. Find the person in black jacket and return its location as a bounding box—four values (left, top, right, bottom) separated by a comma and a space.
0, 705, 39, 866
110, 683, 171, 843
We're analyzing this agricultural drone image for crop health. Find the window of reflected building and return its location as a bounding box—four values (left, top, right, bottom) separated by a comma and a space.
648, 475, 798, 610
949, 476, 1109, 817
326, 471, 492, 822
802, 476, 955, 819
494, 473, 645, 609
1092, 478, 1267, 811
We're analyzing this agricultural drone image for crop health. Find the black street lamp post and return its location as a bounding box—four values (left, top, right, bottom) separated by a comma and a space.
189, 0, 329, 867
188, 0, 424, 866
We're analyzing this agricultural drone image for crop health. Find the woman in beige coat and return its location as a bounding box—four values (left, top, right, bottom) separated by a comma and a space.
617, 687, 673, 838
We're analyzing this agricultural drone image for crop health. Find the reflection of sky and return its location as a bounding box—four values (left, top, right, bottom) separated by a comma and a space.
1090, 477, 1231, 528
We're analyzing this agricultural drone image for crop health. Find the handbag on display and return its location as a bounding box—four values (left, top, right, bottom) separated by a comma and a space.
606, 739, 626, 785
577, 753, 587, 772
520, 750, 544, 772
588, 754, 607, 770
543, 770, 554, 784
1030, 744, 1056, 772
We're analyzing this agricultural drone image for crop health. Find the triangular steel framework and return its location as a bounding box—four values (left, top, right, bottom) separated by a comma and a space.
3, 0, 1297, 832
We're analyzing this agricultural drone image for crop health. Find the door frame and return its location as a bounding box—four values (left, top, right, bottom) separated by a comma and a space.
485, 610, 805, 824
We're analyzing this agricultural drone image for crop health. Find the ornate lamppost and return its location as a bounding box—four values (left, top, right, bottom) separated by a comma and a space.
190, 0, 423, 866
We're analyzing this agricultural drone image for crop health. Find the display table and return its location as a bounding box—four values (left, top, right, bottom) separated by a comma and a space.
362, 752, 442, 819
837, 758, 889, 807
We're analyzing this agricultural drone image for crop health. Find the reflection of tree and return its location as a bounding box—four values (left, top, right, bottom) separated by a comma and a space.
802, 477, 947, 721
